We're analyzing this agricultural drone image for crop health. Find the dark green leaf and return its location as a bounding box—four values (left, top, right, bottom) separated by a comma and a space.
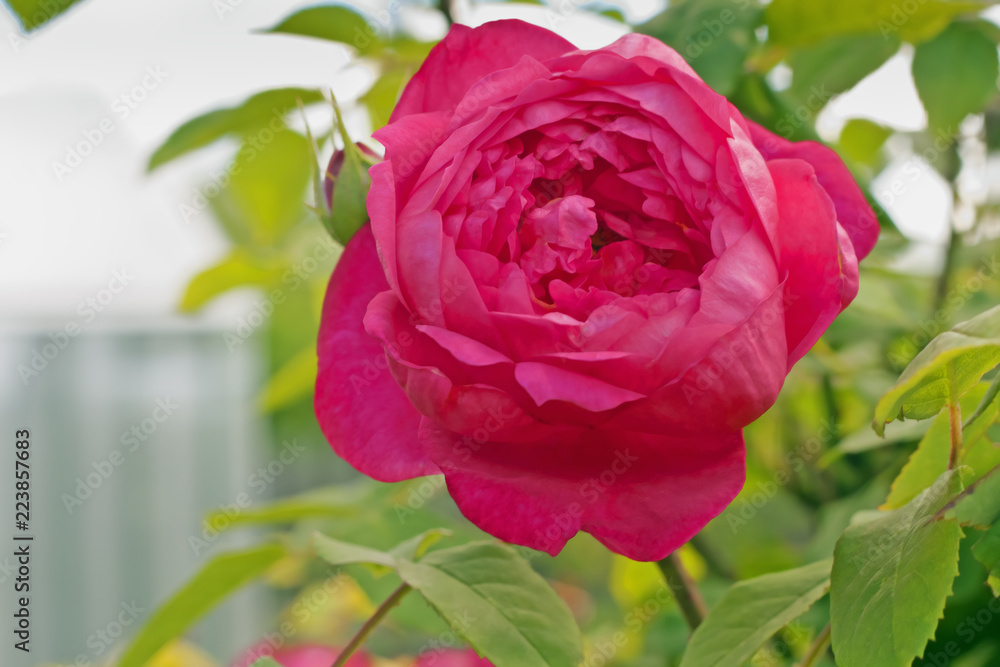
972, 523, 1000, 596
679, 559, 832, 667
830, 470, 965, 667
789, 34, 900, 99
939, 465, 1000, 528
117, 544, 285, 667
913, 21, 1000, 134
148, 88, 324, 170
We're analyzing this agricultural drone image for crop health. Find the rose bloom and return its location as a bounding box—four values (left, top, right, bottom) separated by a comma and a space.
316, 20, 877, 561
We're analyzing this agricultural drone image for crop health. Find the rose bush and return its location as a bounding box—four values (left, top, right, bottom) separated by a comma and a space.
315, 19, 878, 561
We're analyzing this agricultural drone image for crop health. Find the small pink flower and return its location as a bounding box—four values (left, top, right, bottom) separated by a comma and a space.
415, 648, 493, 666
231, 643, 371, 667
315, 20, 877, 561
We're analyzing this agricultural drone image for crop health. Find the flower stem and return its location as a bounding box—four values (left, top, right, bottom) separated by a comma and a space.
656, 552, 707, 632
331, 583, 412, 667
795, 623, 832, 667
946, 361, 963, 470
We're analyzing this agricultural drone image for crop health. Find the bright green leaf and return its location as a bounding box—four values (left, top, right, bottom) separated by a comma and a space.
179, 250, 285, 313
873, 305, 1000, 436
215, 130, 313, 247
637, 0, 762, 96
389, 529, 452, 561
117, 544, 285, 667
148, 88, 324, 170
765, 0, 986, 48
256, 346, 318, 412
913, 21, 1000, 135
679, 559, 832, 667
830, 470, 965, 667
264, 5, 383, 55
362, 68, 409, 130
839, 118, 893, 165
396, 542, 583, 667
5, 0, 85, 31
250, 659, 282, 667
972, 523, 1000, 596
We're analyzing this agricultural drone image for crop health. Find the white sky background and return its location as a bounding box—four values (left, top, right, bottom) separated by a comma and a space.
0, 0, 978, 320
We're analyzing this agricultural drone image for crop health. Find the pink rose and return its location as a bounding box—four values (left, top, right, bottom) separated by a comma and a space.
231, 643, 371, 667
315, 20, 877, 561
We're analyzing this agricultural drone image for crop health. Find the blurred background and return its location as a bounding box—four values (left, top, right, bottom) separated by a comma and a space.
3, 0, 1000, 665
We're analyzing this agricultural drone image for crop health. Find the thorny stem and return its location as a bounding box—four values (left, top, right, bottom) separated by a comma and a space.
656, 551, 708, 632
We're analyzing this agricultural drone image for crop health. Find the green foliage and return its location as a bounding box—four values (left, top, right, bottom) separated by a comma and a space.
941, 465, 1000, 528
765, 0, 985, 48
788, 34, 900, 100
830, 471, 965, 667
679, 559, 832, 667
972, 523, 1000, 595
913, 21, 1000, 134
873, 305, 1000, 436
4, 0, 85, 31
117, 544, 286, 667
636, 0, 762, 96
313, 534, 584, 667
148, 88, 324, 171
249, 659, 282, 667
257, 346, 318, 413
263, 5, 384, 55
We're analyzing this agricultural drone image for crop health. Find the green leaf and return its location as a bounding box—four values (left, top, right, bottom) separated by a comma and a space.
830, 470, 965, 667
972, 523, 1000, 596
765, 0, 986, 48
789, 34, 900, 99
880, 386, 988, 510
362, 68, 409, 130
939, 465, 1000, 528
264, 5, 383, 55
839, 118, 893, 165
215, 130, 313, 247
913, 21, 1000, 135
250, 659, 282, 667
396, 542, 583, 667
312, 532, 399, 569
117, 544, 285, 667
873, 305, 1000, 436
389, 529, 452, 561
4, 0, 85, 31
821, 419, 930, 466
148, 88, 324, 170
179, 250, 285, 313
679, 559, 832, 667
257, 346, 318, 412
636, 0, 762, 96
203, 485, 363, 530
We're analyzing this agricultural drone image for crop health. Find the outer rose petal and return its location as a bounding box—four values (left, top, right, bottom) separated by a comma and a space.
315, 225, 438, 481
391, 19, 576, 122
749, 121, 879, 259
420, 419, 745, 561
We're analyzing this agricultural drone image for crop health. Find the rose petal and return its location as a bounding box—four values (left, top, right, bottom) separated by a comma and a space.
421, 419, 745, 561
314, 226, 437, 481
